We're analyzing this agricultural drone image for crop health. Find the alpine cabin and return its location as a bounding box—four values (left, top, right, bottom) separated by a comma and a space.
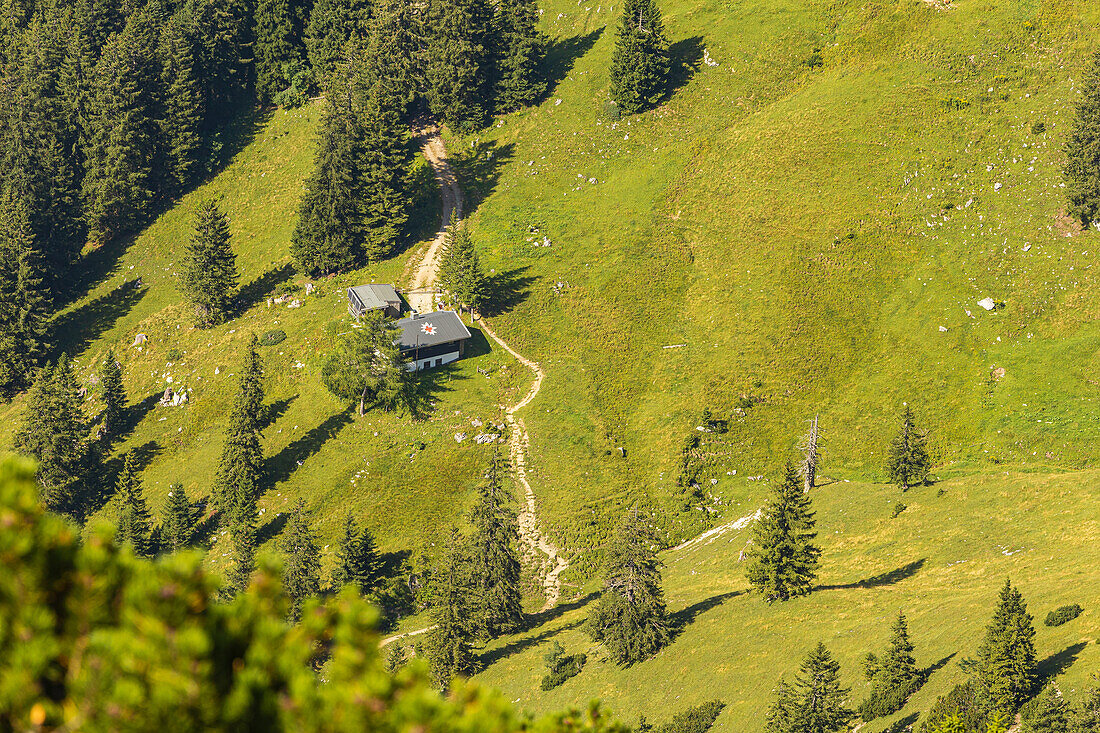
396, 311, 472, 371
347, 284, 401, 318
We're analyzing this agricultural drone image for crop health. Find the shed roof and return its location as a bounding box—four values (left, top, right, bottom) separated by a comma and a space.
395, 311, 472, 350
348, 283, 400, 311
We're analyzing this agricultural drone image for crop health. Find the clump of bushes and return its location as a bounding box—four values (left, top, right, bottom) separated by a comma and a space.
1031, 120, 1046, 134
891, 502, 907, 519
1044, 603, 1082, 627
640, 700, 725, 733
260, 329, 287, 346
858, 675, 923, 721
540, 642, 586, 691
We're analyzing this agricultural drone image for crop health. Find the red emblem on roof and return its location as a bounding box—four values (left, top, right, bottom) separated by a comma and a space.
421, 323, 436, 336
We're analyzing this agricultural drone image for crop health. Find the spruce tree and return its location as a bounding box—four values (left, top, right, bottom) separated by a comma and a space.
187, 0, 255, 129
99, 349, 126, 441
492, 0, 547, 113
114, 451, 155, 558
609, 0, 669, 115
585, 508, 670, 665
226, 470, 258, 595
81, 5, 161, 242
438, 213, 487, 313
362, 0, 422, 115
281, 498, 322, 621
254, 0, 308, 104
1065, 51, 1100, 227
158, 13, 204, 194
765, 643, 853, 733
427, 526, 477, 691
968, 580, 1037, 716
424, 0, 494, 131
878, 611, 919, 690
181, 199, 238, 326
321, 311, 411, 415
745, 462, 820, 602
14, 355, 92, 517
0, 191, 50, 398
468, 452, 523, 638
1025, 685, 1069, 733
162, 482, 196, 552
885, 406, 930, 491
212, 335, 264, 516
1073, 677, 1100, 733
304, 0, 370, 84
332, 511, 383, 594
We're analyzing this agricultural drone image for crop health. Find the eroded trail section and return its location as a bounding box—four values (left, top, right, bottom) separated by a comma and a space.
406, 125, 462, 315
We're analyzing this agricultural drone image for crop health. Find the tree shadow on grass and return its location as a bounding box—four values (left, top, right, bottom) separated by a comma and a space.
669, 591, 743, 641
406, 363, 466, 421
815, 558, 927, 591
260, 395, 297, 431
883, 712, 919, 732
924, 652, 957, 678
235, 263, 295, 317
92, 439, 164, 515
664, 36, 705, 105
526, 591, 600, 628
541, 29, 605, 102
263, 408, 354, 489
1037, 641, 1088, 685
257, 508, 290, 546
479, 618, 586, 668
481, 267, 537, 317
400, 158, 442, 255
451, 140, 515, 217
97, 392, 160, 447
51, 280, 147, 359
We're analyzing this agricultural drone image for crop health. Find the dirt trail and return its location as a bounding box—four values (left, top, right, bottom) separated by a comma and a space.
407, 125, 462, 315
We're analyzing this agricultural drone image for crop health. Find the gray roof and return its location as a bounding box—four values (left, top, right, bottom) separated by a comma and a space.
396, 311, 472, 350
348, 283, 400, 310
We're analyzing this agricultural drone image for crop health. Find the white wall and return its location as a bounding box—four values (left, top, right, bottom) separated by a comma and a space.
406, 351, 461, 372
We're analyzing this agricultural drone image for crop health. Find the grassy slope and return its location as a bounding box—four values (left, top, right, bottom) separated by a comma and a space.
476, 469, 1100, 730
466, 0, 1100, 559
0, 105, 525, 580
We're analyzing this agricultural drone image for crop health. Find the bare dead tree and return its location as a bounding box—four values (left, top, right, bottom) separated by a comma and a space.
799, 415, 819, 493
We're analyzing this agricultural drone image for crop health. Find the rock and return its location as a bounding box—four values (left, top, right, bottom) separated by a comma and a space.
454, 432, 467, 443
159, 388, 174, 406
474, 433, 500, 444
978, 297, 996, 311
939, 325, 948, 332
131, 333, 147, 347
1023, 244, 1032, 252
471, 418, 483, 428
305, 283, 315, 294
991, 366, 1006, 381
287, 299, 301, 308
994, 182, 1003, 192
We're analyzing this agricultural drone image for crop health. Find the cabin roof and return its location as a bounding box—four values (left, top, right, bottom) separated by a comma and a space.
395, 311, 472, 350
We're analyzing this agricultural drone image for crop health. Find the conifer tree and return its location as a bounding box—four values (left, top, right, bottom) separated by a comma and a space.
427, 526, 477, 691
332, 511, 383, 594
1073, 677, 1100, 733
82, 5, 161, 242
585, 508, 670, 665
362, 0, 422, 115
187, 0, 255, 129
159, 13, 204, 194
14, 355, 93, 517
1066, 51, 1100, 227
424, 0, 494, 131
162, 482, 196, 552
181, 199, 238, 326
1025, 684, 1069, 733
226, 472, 258, 595
254, 0, 308, 104
321, 311, 411, 415
438, 213, 487, 313
968, 579, 1037, 715
114, 451, 155, 558
282, 498, 322, 621
468, 452, 523, 638
885, 406, 930, 491
745, 462, 820, 602
609, 0, 669, 115
212, 335, 264, 516
0, 192, 50, 398
304, 0, 370, 84
99, 349, 126, 440
765, 643, 853, 733
879, 611, 918, 690
492, 0, 547, 113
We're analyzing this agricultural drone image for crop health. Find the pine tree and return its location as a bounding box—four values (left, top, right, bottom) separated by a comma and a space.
585, 508, 670, 665
438, 213, 487, 313
468, 452, 523, 638
1065, 51, 1100, 227
0, 191, 50, 398
158, 13, 204, 194
885, 406, 930, 491
212, 335, 264, 516
98, 349, 126, 441
878, 611, 919, 690
332, 511, 383, 594
362, 0, 422, 115
1073, 676, 1100, 733
162, 482, 196, 552
181, 199, 239, 326
304, 0, 370, 84
1026, 684, 1069, 733
968, 579, 1038, 715
745, 462, 820, 602
427, 526, 477, 691
281, 498, 322, 621
321, 311, 411, 415
114, 451, 155, 558
492, 0, 547, 113
766, 643, 853, 733
81, 5, 161, 242
424, 0, 494, 132
609, 0, 669, 115
226, 470, 258, 595
14, 355, 93, 517
187, 0, 255, 132
254, 0, 308, 104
